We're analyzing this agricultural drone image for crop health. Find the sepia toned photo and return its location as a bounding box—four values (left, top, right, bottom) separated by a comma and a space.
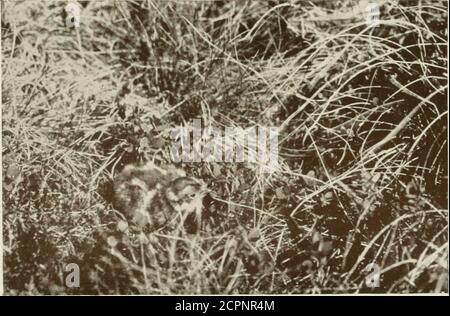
1, 0, 448, 296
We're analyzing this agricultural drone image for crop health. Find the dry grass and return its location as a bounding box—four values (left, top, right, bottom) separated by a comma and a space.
1, 0, 448, 294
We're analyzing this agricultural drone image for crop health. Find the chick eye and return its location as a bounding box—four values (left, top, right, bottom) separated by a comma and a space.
188, 193, 196, 199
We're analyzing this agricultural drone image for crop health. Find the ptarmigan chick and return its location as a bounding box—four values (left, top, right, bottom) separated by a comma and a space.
113, 161, 207, 232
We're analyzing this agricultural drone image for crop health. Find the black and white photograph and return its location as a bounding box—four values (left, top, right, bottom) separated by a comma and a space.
0, 0, 448, 296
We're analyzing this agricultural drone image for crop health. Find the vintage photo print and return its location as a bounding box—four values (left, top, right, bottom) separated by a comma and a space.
1, 0, 448, 295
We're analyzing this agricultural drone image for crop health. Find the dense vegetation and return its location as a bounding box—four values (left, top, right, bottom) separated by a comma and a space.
2, 0, 448, 294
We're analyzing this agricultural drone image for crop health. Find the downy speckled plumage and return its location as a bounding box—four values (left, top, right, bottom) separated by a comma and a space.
113, 161, 207, 232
